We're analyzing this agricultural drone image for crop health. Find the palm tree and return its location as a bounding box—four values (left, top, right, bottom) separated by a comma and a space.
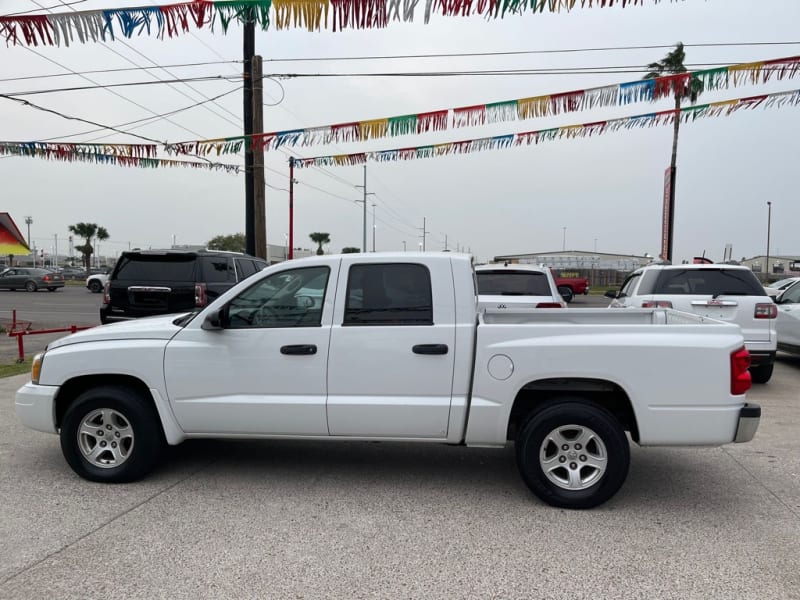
68, 222, 109, 272
309, 232, 330, 256
643, 42, 703, 262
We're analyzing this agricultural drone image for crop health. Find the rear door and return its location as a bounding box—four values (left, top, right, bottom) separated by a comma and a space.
652, 268, 772, 343
110, 253, 197, 317
326, 258, 456, 438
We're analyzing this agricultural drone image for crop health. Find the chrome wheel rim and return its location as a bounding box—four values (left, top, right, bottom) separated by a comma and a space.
539, 425, 607, 491
77, 408, 134, 469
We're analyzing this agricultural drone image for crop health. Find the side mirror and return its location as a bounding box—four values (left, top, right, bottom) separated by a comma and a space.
202, 307, 226, 330
604, 290, 618, 299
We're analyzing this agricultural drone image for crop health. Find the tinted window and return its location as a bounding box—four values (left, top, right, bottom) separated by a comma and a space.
235, 258, 257, 279
344, 263, 433, 326
618, 273, 641, 297
114, 255, 197, 282
202, 256, 235, 283
780, 282, 800, 304
227, 266, 329, 329
653, 269, 765, 296
476, 271, 552, 296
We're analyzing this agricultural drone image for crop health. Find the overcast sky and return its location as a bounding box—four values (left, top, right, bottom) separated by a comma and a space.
2, 0, 799, 264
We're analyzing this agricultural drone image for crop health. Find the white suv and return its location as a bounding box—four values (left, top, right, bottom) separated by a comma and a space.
606, 264, 777, 383
475, 263, 565, 310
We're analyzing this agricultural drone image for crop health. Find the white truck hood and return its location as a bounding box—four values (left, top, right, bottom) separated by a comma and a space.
47, 314, 187, 350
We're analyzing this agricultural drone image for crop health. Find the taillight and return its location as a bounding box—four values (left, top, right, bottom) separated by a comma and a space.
102, 281, 110, 304
195, 283, 207, 307
730, 347, 752, 395
754, 303, 777, 319
536, 302, 564, 308
642, 300, 673, 308
43, 275, 50, 282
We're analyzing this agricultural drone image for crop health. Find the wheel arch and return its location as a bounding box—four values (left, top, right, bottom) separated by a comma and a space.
54, 374, 176, 442
507, 378, 639, 443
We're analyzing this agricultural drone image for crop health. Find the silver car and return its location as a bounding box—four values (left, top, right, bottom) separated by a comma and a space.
0, 267, 65, 292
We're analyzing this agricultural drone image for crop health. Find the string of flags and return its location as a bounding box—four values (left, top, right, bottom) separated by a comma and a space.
0, 0, 685, 47
290, 88, 800, 168
0, 141, 241, 173
162, 55, 800, 156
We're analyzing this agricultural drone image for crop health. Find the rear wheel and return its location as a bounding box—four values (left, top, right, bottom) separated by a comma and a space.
750, 364, 773, 384
516, 399, 630, 509
25, 281, 37, 292
558, 286, 574, 303
60, 385, 164, 483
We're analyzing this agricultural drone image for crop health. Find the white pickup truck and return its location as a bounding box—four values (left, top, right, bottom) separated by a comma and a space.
16, 253, 760, 509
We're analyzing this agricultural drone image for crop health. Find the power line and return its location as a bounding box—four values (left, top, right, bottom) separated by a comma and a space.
1, 0, 85, 15
262, 41, 800, 63
0, 60, 241, 83
2, 75, 242, 97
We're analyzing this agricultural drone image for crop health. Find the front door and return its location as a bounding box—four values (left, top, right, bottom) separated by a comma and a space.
164, 264, 334, 435
326, 259, 457, 438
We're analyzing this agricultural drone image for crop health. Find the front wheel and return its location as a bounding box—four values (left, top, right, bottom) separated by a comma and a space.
88, 279, 102, 293
25, 281, 37, 292
558, 286, 574, 303
60, 385, 165, 483
516, 399, 630, 509
750, 363, 773, 384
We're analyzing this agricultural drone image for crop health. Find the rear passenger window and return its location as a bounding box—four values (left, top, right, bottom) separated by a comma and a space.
203, 257, 235, 283
235, 258, 256, 279
344, 264, 433, 326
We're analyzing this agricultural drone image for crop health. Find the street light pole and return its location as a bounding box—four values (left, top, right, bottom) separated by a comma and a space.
372, 202, 376, 252
766, 201, 772, 283
562, 227, 567, 252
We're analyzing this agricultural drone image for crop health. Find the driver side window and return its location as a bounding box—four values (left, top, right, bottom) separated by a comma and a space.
227, 266, 329, 329
781, 283, 800, 304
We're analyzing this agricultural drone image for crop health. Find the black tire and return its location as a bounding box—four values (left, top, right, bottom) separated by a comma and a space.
558, 286, 574, 304
60, 385, 165, 483
88, 279, 102, 293
515, 399, 630, 509
25, 281, 37, 292
750, 364, 773, 384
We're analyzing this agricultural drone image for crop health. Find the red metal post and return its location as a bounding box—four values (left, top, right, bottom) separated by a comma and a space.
16, 333, 24, 363
289, 157, 294, 260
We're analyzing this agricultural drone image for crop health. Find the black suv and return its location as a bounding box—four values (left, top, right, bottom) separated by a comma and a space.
100, 249, 268, 324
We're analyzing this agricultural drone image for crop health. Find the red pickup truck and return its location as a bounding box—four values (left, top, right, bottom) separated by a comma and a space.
554, 272, 590, 303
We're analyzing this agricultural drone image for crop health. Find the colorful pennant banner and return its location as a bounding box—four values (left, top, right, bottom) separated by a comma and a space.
163, 55, 800, 156
0, 142, 241, 173
0, 0, 684, 46
291, 88, 800, 168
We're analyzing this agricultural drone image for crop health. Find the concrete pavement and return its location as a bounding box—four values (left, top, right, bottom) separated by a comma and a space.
1, 360, 799, 599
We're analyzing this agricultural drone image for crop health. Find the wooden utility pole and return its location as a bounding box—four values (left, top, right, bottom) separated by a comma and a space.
243, 16, 255, 256
252, 55, 266, 260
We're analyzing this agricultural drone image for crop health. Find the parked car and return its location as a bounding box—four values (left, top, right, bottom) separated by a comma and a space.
553, 272, 591, 303
475, 263, 565, 309
99, 249, 268, 324
774, 280, 800, 355
764, 276, 800, 299
86, 271, 109, 293
16, 253, 759, 509
605, 263, 777, 383
0, 267, 64, 292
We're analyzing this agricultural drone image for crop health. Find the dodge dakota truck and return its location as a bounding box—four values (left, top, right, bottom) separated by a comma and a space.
16, 253, 760, 509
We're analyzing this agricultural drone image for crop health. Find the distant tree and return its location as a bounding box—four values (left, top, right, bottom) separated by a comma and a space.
341, 247, 360, 254
68, 222, 109, 272
643, 42, 703, 261
309, 232, 330, 256
208, 233, 246, 253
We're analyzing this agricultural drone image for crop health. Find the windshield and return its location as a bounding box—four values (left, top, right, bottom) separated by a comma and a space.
476, 271, 552, 296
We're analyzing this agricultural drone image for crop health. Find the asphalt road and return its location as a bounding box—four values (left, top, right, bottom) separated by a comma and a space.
1, 356, 799, 598
0, 284, 102, 329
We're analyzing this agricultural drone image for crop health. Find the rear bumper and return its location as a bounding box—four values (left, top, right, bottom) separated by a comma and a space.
748, 350, 776, 367
735, 402, 761, 443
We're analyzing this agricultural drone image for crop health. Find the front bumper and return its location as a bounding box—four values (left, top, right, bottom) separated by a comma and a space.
734, 402, 761, 443
15, 382, 59, 434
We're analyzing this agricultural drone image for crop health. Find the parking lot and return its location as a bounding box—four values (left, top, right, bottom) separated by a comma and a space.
1, 297, 799, 598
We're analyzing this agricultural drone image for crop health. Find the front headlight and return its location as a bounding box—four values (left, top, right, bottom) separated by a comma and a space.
31, 353, 44, 385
